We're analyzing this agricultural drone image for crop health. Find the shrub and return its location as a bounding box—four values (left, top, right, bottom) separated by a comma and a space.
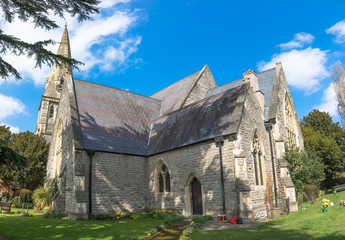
163, 214, 185, 224
140, 212, 148, 217
131, 213, 143, 219
42, 211, 51, 218
191, 215, 213, 226
12, 196, 21, 208
32, 186, 50, 210
297, 184, 319, 204
52, 211, 67, 219
88, 213, 95, 220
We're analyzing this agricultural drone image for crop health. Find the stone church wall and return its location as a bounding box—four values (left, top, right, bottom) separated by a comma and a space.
270, 67, 299, 204
147, 138, 239, 216
237, 88, 273, 219
89, 152, 147, 214
47, 80, 77, 214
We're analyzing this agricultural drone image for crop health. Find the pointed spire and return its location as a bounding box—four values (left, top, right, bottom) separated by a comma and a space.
57, 24, 71, 59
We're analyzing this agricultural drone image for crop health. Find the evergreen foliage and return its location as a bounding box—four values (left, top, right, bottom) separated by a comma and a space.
0, 126, 49, 197
8, 131, 50, 191
0, 126, 27, 195
300, 110, 345, 187
284, 145, 324, 192
0, 0, 100, 79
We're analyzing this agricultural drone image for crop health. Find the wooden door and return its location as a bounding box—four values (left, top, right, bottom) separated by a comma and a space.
191, 178, 203, 215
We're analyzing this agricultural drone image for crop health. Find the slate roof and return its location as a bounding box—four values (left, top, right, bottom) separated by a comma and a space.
151, 70, 201, 115
74, 79, 161, 155
72, 67, 276, 156
257, 68, 276, 120
206, 78, 243, 97
206, 68, 276, 121
148, 85, 245, 155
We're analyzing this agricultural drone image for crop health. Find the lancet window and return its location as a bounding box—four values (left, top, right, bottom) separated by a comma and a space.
284, 94, 297, 146
253, 132, 265, 186
49, 105, 55, 118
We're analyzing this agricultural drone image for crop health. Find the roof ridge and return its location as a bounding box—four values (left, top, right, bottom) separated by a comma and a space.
150, 68, 202, 97
151, 84, 244, 122
73, 78, 162, 103
257, 67, 276, 74
214, 78, 243, 88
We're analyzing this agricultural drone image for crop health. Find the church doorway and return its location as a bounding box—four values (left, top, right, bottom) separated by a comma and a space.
191, 178, 203, 215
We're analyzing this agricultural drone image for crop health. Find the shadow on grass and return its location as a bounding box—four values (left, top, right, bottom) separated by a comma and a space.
193, 218, 345, 240
0, 212, 163, 240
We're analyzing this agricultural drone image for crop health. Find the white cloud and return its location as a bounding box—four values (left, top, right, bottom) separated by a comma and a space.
278, 32, 315, 50
314, 83, 338, 116
0, 94, 25, 133
0, 124, 20, 133
99, 0, 130, 8
326, 19, 345, 43
0, 1, 142, 86
258, 47, 328, 93
0, 94, 25, 120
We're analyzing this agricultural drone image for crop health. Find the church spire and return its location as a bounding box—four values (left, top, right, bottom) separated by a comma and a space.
35, 25, 73, 142
57, 24, 72, 59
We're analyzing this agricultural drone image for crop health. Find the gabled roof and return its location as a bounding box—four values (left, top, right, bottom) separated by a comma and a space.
74, 79, 161, 156
151, 69, 202, 115
148, 85, 247, 155
205, 68, 276, 121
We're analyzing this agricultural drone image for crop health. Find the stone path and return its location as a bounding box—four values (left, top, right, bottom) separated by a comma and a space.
152, 220, 190, 240
200, 220, 267, 231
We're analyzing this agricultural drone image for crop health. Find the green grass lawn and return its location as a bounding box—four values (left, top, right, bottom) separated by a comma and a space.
0, 209, 164, 240
192, 191, 345, 240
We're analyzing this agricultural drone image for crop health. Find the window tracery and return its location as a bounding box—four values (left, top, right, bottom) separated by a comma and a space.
49, 105, 54, 118
157, 163, 171, 193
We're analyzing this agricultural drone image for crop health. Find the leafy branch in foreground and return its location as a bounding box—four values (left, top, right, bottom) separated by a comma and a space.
0, 0, 100, 79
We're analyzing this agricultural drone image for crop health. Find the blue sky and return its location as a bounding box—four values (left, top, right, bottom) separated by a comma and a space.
1, 0, 345, 133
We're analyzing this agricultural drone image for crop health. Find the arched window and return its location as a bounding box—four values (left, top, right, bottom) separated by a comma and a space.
253, 132, 264, 186
49, 105, 54, 118
284, 94, 297, 146
157, 163, 171, 193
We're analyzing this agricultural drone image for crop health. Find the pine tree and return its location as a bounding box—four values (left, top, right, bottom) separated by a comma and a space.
0, 0, 100, 79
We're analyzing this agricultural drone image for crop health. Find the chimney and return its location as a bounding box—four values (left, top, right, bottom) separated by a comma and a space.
243, 70, 265, 112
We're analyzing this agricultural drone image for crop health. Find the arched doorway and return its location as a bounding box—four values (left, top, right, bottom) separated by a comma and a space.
191, 178, 203, 215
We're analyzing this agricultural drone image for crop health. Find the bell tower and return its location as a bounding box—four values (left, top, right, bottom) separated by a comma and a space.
35, 25, 72, 142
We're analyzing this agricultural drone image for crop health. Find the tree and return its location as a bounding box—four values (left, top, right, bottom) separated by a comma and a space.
0, 126, 27, 197
300, 110, 345, 188
0, 0, 100, 79
284, 145, 324, 192
331, 61, 345, 124
9, 131, 49, 191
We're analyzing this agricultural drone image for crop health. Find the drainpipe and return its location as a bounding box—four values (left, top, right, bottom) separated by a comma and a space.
215, 136, 226, 215
265, 122, 278, 208
86, 149, 95, 213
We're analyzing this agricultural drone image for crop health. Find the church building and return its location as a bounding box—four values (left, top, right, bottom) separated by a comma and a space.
36, 27, 303, 220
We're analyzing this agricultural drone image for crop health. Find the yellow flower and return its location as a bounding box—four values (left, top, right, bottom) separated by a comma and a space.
148, 233, 152, 236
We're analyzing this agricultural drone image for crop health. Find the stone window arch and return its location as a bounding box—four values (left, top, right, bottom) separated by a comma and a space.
252, 131, 265, 186
49, 105, 55, 118
156, 161, 171, 193
55, 119, 63, 177
284, 94, 297, 146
